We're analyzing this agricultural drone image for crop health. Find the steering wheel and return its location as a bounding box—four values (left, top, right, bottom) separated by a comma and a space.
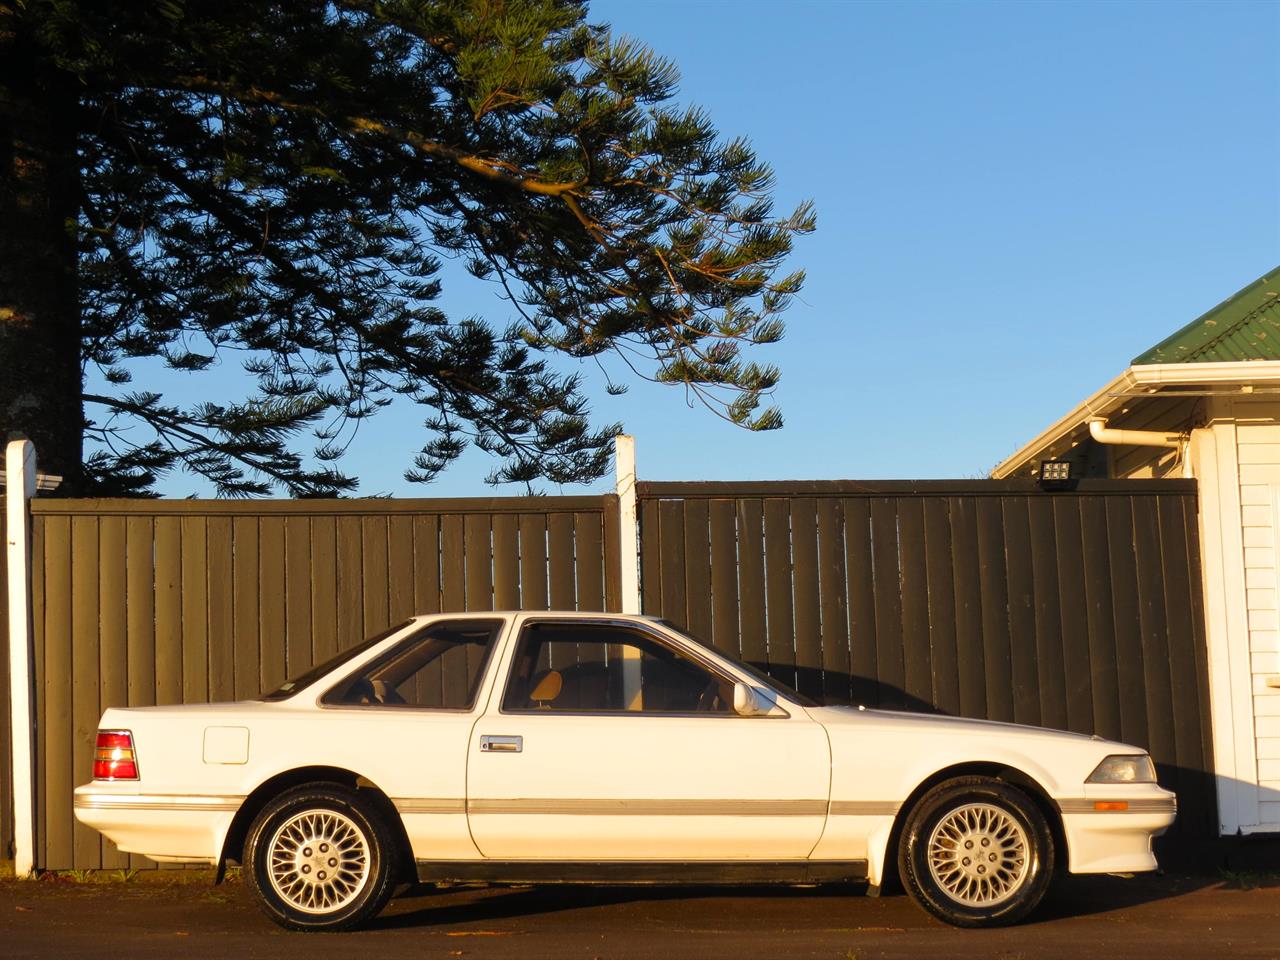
695, 678, 726, 712
345, 677, 378, 705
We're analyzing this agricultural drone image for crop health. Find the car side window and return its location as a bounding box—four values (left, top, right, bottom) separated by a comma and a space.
501, 622, 734, 714
323, 620, 503, 709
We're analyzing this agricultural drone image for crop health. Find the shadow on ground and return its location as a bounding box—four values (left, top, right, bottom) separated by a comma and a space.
368, 872, 1233, 931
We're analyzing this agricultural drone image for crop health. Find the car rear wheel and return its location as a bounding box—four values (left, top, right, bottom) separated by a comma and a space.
243, 782, 398, 932
897, 776, 1054, 927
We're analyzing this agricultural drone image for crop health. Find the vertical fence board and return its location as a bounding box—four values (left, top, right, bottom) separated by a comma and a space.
70, 517, 101, 868
32, 515, 46, 868
816, 499, 851, 705
180, 517, 209, 704
975, 498, 1013, 722
1158, 495, 1201, 825
387, 517, 416, 622
231, 517, 260, 700
1184, 496, 1218, 840
1105, 497, 1148, 747
1079, 498, 1120, 741
574, 513, 604, 614
709, 500, 740, 659
763, 499, 796, 690
843, 498, 878, 706
897, 499, 931, 709
517, 514, 546, 611
98, 517, 129, 870
736, 500, 767, 667
259, 518, 287, 692
603, 497, 622, 613
546, 513, 576, 610
206, 517, 234, 705
1132, 496, 1177, 777
285, 517, 314, 678
923, 498, 959, 715
639, 499, 663, 615
463, 514, 492, 613
440, 515, 466, 612
310, 516, 338, 664
949, 498, 985, 717
413, 514, 442, 706
682, 500, 713, 645
492, 514, 519, 610
790, 499, 821, 699
361, 516, 391, 635
464, 513, 493, 688
412, 515, 441, 615
124, 518, 155, 712
657, 500, 687, 628
1052, 499, 1093, 734
335, 516, 363, 648
42, 515, 71, 869
1027, 498, 1067, 731
440, 514, 467, 705
1000, 498, 1040, 727
154, 517, 183, 707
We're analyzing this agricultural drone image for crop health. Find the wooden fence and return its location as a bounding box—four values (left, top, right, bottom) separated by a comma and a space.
638, 479, 1216, 846
1, 478, 1217, 869
18, 495, 620, 871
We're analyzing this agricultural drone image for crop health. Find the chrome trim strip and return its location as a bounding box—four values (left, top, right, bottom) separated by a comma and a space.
392, 798, 467, 815
828, 801, 900, 816
74, 793, 243, 813
466, 798, 829, 816
1057, 798, 1178, 814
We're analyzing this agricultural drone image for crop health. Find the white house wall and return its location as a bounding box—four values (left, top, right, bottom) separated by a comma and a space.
1190, 400, 1280, 834
1229, 400, 1280, 829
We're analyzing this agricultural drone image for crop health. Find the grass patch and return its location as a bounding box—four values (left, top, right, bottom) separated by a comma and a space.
1218, 867, 1280, 890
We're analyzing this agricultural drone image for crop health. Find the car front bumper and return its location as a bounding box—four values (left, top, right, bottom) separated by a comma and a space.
1058, 787, 1178, 874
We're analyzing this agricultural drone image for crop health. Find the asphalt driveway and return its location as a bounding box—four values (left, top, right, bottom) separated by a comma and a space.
1, 871, 1276, 959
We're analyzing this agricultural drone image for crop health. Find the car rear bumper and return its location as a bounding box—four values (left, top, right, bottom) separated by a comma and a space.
73, 783, 242, 864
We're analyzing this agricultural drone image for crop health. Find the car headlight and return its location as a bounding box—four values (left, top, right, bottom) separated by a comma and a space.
1086, 754, 1157, 784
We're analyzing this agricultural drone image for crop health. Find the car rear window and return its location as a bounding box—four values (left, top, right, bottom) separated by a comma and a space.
258, 619, 416, 701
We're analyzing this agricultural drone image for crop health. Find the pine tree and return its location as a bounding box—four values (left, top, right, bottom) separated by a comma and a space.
0, 0, 814, 496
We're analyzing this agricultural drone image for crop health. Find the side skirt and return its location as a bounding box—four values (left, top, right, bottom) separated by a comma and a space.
414, 859, 869, 886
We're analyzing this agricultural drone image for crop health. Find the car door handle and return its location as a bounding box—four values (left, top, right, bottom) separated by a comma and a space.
479, 735, 523, 753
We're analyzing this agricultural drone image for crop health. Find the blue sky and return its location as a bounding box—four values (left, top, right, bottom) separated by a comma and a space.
148, 0, 1280, 497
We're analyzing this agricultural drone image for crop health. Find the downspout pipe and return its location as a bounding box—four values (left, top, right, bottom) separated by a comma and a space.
1087, 418, 1192, 479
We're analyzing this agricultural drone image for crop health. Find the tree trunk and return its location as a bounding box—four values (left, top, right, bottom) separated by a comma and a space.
0, 9, 83, 491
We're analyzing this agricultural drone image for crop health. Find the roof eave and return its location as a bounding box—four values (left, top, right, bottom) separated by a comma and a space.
992, 360, 1280, 479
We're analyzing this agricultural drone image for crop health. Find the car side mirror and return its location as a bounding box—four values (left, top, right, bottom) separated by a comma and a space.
732, 682, 787, 717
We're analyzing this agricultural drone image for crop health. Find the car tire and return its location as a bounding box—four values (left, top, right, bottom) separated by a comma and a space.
243, 781, 399, 932
897, 776, 1054, 928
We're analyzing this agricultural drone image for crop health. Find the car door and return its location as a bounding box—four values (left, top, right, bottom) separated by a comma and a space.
317, 616, 507, 861
466, 617, 831, 861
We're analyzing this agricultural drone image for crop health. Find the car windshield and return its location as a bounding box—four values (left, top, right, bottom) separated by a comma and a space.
258, 619, 416, 701
655, 620, 822, 707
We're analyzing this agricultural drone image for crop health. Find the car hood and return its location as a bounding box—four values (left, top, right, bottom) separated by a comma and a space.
807, 704, 1115, 747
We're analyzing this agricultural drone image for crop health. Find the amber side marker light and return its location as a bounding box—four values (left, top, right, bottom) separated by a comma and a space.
93, 730, 139, 780
1094, 801, 1129, 812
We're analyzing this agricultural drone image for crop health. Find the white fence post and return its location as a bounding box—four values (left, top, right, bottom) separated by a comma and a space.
614, 436, 644, 708
614, 435, 641, 616
6, 439, 37, 876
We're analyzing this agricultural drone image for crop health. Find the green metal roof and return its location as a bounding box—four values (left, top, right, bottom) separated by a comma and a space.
1133, 265, 1280, 365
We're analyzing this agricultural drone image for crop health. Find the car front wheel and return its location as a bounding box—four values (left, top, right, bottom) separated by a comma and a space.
897, 776, 1054, 927
243, 782, 398, 932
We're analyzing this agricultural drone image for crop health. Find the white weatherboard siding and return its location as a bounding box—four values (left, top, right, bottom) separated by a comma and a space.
1233, 401, 1280, 826
1195, 400, 1280, 833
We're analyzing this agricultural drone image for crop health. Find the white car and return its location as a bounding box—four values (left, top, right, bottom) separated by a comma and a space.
75, 612, 1175, 930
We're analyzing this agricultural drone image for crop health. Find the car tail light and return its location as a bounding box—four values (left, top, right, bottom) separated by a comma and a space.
93, 730, 138, 780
